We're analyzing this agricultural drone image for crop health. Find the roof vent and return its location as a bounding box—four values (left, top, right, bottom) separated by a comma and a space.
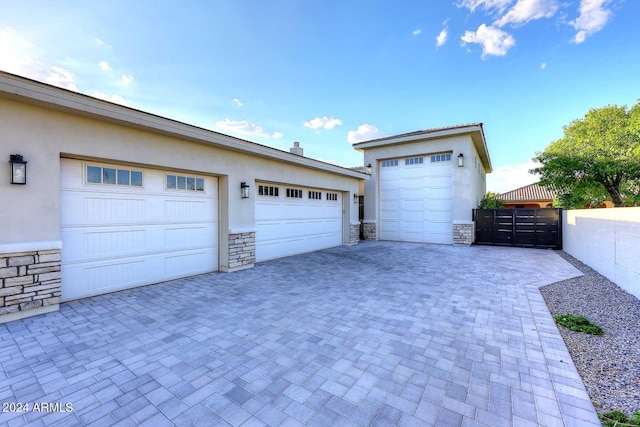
289, 141, 303, 156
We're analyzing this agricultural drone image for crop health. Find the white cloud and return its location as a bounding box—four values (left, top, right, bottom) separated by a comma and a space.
0, 27, 79, 91
457, 0, 514, 14
216, 119, 273, 137
494, 0, 558, 27
99, 61, 111, 71
486, 159, 540, 193
570, 0, 612, 44
121, 74, 134, 87
461, 24, 516, 57
541, 62, 547, 69
412, 29, 422, 36
272, 131, 284, 138
92, 92, 128, 105
233, 98, 243, 107
347, 124, 386, 144
46, 66, 79, 91
96, 38, 112, 48
304, 116, 344, 130
436, 28, 448, 47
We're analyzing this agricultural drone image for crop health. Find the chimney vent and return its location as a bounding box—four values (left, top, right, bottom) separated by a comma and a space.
289, 141, 304, 156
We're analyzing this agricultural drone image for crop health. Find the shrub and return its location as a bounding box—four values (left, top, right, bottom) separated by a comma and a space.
553, 314, 603, 335
599, 410, 640, 427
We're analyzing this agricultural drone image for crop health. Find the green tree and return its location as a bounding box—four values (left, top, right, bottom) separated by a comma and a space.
478, 192, 504, 209
532, 101, 640, 207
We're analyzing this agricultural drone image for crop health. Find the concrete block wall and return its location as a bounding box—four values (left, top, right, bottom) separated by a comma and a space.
563, 207, 640, 299
0, 249, 61, 322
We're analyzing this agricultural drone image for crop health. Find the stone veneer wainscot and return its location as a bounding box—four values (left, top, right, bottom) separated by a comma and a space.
363, 221, 377, 240
453, 222, 475, 246
228, 232, 256, 270
0, 249, 61, 323
349, 223, 360, 245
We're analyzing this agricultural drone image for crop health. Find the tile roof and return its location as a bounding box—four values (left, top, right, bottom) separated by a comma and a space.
496, 182, 557, 202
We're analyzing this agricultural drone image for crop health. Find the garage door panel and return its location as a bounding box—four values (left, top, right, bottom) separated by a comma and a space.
164, 224, 217, 250
381, 190, 399, 201
380, 209, 399, 220
428, 176, 451, 187
164, 199, 216, 222
61, 159, 218, 301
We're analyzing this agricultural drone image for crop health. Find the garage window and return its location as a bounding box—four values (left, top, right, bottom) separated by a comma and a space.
86, 165, 143, 187
326, 193, 338, 201
166, 174, 204, 191
430, 153, 452, 163
308, 191, 322, 200
258, 185, 279, 196
405, 157, 424, 165
381, 160, 398, 167
286, 188, 303, 198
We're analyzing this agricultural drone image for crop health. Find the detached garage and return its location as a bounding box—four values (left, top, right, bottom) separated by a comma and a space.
354, 124, 492, 245
0, 71, 364, 322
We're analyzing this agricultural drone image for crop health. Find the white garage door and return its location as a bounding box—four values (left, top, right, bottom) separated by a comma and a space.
379, 154, 453, 244
60, 159, 218, 301
255, 183, 342, 261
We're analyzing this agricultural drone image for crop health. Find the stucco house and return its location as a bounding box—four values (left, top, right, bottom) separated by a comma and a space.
353, 124, 492, 245
1, 72, 493, 323
0, 72, 365, 322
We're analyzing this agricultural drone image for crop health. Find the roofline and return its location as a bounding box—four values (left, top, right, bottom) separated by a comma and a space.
0, 71, 368, 180
352, 123, 492, 172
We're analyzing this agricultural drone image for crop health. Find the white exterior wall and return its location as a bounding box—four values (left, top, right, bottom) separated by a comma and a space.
563, 207, 640, 299
0, 98, 362, 264
362, 134, 486, 232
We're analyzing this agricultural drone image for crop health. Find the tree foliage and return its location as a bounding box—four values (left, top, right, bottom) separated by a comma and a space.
478, 192, 504, 209
532, 101, 640, 207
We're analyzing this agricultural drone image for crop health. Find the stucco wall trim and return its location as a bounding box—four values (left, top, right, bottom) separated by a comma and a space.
0, 241, 62, 254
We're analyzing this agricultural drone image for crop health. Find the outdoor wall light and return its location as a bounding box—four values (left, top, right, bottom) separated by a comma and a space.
366, 163, 372, 174
353, 193, 359, 204
240, 181, 250, 198
9, 154, 27, 185
457, 153, 464, 167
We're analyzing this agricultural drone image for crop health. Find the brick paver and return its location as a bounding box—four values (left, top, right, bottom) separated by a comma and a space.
0, 242, 600, 425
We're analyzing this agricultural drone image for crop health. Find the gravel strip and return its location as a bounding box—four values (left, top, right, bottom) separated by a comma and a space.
540, 251, 640, 416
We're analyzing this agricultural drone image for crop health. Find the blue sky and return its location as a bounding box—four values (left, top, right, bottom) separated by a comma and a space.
1, 0, 638, 192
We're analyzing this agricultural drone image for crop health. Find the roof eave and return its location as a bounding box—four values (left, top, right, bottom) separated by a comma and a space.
353, 123, 492, 173
0, 71, 368, 180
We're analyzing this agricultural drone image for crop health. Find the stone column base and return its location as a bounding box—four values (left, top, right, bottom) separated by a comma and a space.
0, 248, 61, 323
363, 221, 377, 240
349, 223, 360, 245
453, 222, 475, 246
225, 231, 255, 272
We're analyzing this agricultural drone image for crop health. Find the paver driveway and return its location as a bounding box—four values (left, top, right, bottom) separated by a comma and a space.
0, 241, 601, 426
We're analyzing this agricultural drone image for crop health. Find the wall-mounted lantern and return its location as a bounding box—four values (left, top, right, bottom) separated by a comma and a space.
457, 153, 464, 167
240, 181, 250, 198
10, 154, 27, 185
366, 163, 372, 174
353, 194, 359, 204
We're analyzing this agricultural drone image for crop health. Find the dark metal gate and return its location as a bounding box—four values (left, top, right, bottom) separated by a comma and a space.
473, 208, 562, 249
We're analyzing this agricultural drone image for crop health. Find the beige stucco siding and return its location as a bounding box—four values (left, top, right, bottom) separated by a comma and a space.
0, 98, 361, 248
